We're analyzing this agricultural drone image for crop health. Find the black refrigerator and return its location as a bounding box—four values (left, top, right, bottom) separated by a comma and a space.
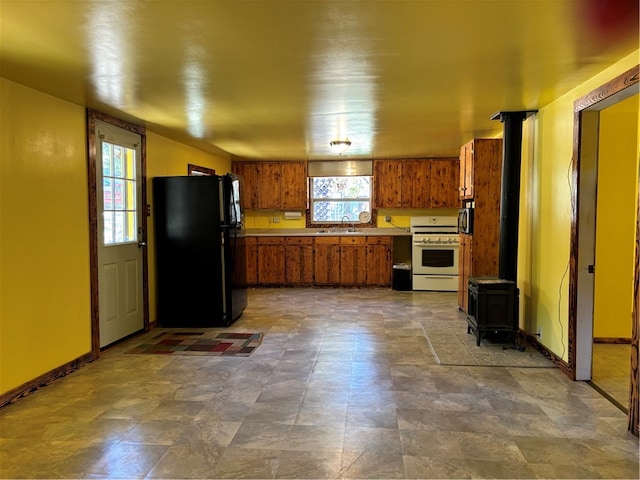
153, 174, 248, 327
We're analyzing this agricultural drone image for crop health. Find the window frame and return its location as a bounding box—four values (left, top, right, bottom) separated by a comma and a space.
307, 175, 374, 227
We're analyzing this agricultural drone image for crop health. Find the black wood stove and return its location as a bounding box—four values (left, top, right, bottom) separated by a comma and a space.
466, 276, 518, 345
465, 110, 535, 346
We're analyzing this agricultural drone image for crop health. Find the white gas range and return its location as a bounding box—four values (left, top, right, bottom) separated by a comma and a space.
410, 216, 459, 291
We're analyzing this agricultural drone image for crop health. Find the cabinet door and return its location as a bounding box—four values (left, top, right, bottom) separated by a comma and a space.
459, 142, 474, 200
281, 162, 307, 210
285, 237, 314, 285
314, 237, 340, 285
465, 144, 475, 199
300, 244, 315, 285
339, 237, 367, 285
233, 162, 260, 209
458, 144, 466, 200
430, 158, 459, 208
257, 163, 282, 209
402, 160, 430, 208
366, 237, 392, 286
257, 238, 285, 285
374, 160, 403, 208
458, 234, 472, 312
245, 237, 258, 285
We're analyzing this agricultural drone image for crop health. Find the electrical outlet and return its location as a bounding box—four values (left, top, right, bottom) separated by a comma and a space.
536, 327, 542, 337
273, 216, 281, 223
385, 216, 391, 223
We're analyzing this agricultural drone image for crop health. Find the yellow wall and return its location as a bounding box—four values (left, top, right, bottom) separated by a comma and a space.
1, 79, 91, 393
593, 100, 639, 338
146, 132, 230, 323
518, 50, 639, 360
0, 79, 231, 395
244, 210, 306, 229
244, 207, 459, 229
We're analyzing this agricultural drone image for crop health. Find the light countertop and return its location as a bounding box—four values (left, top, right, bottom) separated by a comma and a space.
245, 228, 411, 237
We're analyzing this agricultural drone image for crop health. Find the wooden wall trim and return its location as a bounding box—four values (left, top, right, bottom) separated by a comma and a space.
593, 337, 632, 344
86, 111, 100, 357
0, 353, 94, 409
574, 65, 640, 112
188, 164, 216, 175
518, 330, 571, 377
630, 163, 640, 435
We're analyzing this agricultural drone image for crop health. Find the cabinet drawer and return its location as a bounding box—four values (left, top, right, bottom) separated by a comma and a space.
256, 236, 285, 245
339, 236, 367, 245
315, 236, 340, 245
286, 236, 314, 245
366, 236, 392, 245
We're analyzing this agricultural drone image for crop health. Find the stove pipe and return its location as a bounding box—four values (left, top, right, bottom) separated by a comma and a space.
491, 110, 537, 282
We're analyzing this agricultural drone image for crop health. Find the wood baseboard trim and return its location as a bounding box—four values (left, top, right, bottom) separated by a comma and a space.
0, 352, 95, 409
517, 330, 571, 377
593, 337, 632, 344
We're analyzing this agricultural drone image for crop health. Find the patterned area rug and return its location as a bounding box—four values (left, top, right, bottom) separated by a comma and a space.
125, 331, 263, 356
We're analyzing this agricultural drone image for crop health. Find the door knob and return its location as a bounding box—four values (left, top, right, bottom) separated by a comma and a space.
138, 241, 147, 248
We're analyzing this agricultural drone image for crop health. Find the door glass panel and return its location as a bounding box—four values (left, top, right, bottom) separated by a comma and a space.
126, 212, 137, 242
104, 212, 114, 244
102, 143, 112, 176
113, 179, 124, 210
126, 180, 135, 210
126, 149, 135, 179
103, 178, 113, 210
102, 140, 137, 246
114, 211, 125, 243
113, 145, 123, 177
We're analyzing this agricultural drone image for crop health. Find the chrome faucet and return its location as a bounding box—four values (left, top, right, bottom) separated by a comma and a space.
341, 215, 355, 232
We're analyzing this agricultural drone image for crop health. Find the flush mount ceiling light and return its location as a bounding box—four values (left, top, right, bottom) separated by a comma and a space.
329, 139, 351, 155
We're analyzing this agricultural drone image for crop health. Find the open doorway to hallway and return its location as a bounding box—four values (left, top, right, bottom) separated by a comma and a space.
590, 93, 638, 411
569, 65, 639, 435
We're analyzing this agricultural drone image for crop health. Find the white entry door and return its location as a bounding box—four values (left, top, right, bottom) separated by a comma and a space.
96, 121, 144, 347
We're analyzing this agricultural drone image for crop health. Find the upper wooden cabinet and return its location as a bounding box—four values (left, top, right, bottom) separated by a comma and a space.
232, 161, 307, 210
373, 158, 459, 209
281, 162, 307, 210
458, 139, 502, 201
373, 160, 403, 208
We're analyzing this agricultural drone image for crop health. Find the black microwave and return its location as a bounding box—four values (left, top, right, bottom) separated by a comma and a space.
458, 208, 474, 234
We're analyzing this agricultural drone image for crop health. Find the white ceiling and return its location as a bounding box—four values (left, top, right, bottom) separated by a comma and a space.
1, 0, 638, 160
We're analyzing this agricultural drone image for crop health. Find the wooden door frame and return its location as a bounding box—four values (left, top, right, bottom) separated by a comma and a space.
568, 65, 639, 435
86, 109, 150, 358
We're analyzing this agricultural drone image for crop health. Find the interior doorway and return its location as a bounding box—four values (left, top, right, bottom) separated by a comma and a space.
568, 65, 639, 435
590, 94, 638, 410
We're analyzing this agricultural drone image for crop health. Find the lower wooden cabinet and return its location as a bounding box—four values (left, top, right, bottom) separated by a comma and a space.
285, 237, 314, 285
257, 237, 285, 285
247, 235, 394, 287
366, 236, 393, 286
245, 237, 258, 285
314, 236, 341, 285
339, 237, 368, 285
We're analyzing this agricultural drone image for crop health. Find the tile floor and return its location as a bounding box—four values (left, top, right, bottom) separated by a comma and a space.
591, 343, 632, 410
0, 288, 638, 479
